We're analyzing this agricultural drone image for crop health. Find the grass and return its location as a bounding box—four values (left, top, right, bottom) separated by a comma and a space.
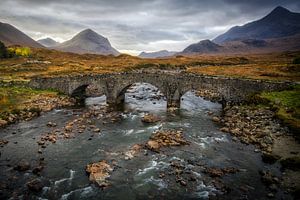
0, 86, 60, 119
258, 85, 300, 134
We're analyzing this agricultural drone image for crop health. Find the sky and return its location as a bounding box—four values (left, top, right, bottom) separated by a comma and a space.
0, 0, 300, 55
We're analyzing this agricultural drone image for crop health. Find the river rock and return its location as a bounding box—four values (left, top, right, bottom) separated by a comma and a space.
146, 140, 160, 152
180, 180, 187, 186
0, 119, 8, 127
212, 116, 220, 123
0, 139, 9, 147
47, 122, 57, 127
86, 160, 113, 187
220, 127, 229, 133
93, 128, 101, 133
26, 178, 44, 192
141, 114, 160, 123
64, 124, 72, 132
14, 159, 30, 171
146, 129, 190, 152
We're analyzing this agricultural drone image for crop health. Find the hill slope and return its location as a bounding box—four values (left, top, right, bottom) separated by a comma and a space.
0, 22, 44, 48
54, 29, 119, 56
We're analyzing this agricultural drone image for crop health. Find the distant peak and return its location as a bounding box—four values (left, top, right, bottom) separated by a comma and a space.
74, 28, 107, 41
80, 28, 96, 34
199, 39, 212, 43
269, 6, 291, 15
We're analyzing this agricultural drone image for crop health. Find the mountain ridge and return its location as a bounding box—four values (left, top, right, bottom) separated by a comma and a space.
139, 50, 176, 58
213, 6, 300, 44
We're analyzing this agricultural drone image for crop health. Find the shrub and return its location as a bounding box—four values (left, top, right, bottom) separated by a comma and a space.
7, 47, 31, 57
0, 41, 8, 58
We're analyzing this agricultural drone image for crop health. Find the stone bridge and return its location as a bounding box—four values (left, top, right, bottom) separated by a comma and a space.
28, 72, 292, 108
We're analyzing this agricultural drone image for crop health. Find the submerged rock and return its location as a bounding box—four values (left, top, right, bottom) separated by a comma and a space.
260, 170, 280, 186
14, 159, 30, 171
141, 114, 161, 123
86, 160, 113, 188
124, 144, 143, 160
26, 178, 44, 192
205, 167, 239, 177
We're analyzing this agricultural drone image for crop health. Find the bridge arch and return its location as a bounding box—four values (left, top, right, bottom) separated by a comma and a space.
112, 82, 167, 107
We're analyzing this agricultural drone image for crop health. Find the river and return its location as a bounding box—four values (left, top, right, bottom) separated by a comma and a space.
0, 83, 292, 199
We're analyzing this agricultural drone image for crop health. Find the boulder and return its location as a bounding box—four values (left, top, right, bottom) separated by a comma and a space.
86, 160, 113, 187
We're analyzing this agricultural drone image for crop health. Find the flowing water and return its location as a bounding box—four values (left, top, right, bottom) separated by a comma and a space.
0, 83, 291, 199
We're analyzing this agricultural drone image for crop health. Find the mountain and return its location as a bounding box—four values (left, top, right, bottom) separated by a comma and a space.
37, 38, 59, 47
213, 6, 300, 44
139, 50, 176, 58
0, 22, 44, 48
181, 40, 222, 54
54, 29, 119, 56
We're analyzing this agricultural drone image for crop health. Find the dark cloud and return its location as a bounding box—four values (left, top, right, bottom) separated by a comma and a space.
0, 0, 299, 54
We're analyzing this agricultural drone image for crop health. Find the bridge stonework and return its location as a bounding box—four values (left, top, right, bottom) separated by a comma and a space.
28, 72, 293, 108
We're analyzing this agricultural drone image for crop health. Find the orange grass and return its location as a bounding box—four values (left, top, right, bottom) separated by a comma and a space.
0, 48, 299, 82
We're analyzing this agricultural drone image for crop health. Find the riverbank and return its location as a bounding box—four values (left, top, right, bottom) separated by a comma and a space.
0, 86, 75, 128
214, 101, 300, 195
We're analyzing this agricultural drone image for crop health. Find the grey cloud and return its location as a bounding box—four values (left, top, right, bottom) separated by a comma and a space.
0, 0, 299, 53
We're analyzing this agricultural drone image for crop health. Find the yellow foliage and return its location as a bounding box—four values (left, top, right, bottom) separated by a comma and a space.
7, 47, 31, 57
